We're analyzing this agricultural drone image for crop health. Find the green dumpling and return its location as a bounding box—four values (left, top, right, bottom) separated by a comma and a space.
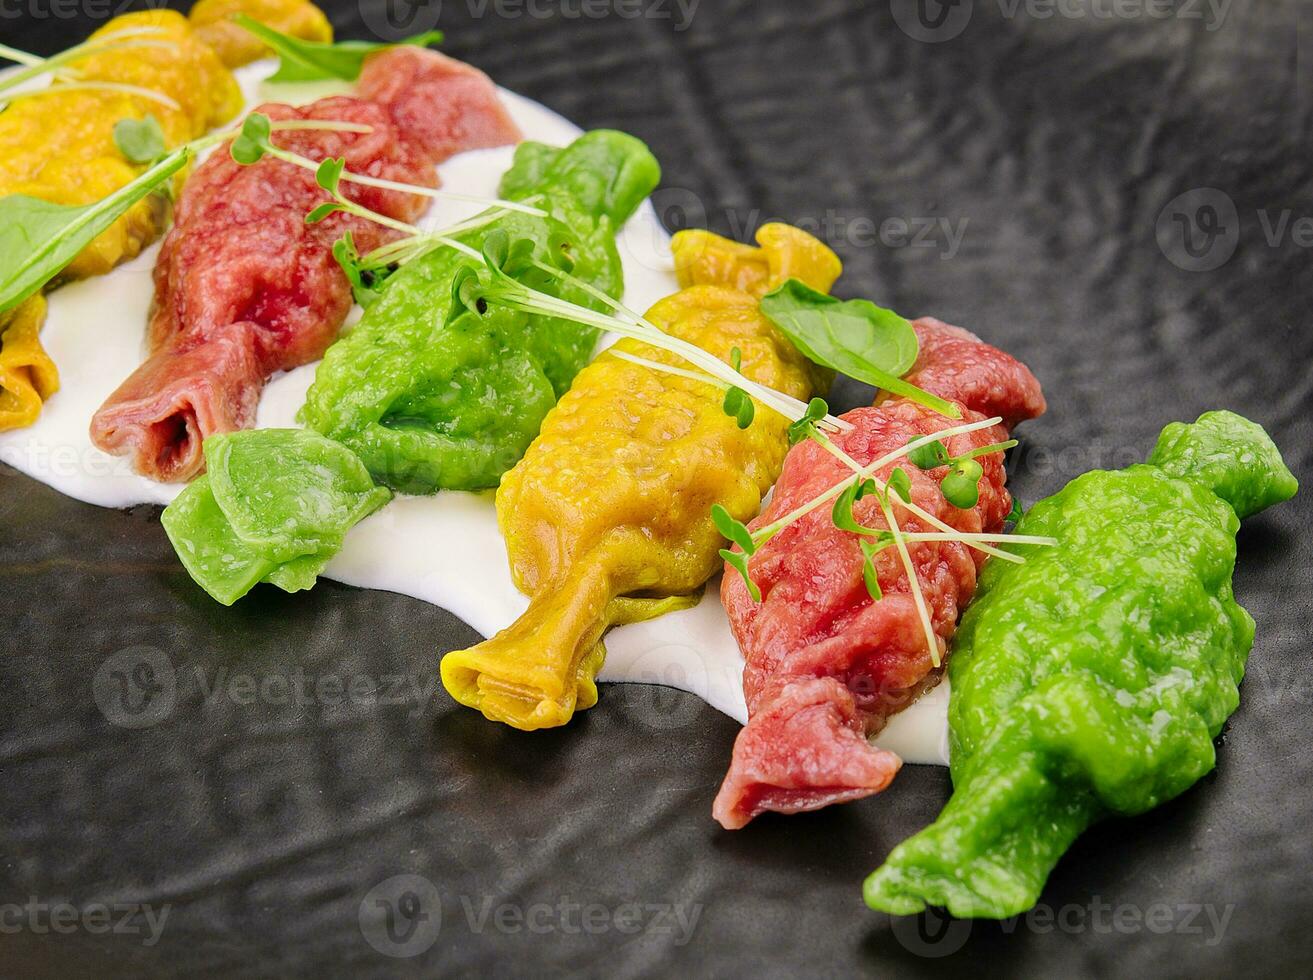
161, 429, 391, 605
864, 410, 1297, 919
299, 129, 661, 493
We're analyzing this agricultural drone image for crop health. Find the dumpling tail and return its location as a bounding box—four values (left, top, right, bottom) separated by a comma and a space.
713, 677, 902, 830
441, 562, 619, 731
0, 296, 59, 432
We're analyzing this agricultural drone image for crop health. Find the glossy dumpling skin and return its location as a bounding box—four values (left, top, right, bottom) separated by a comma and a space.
440, 224, 839, 731
161, 428, 391, 606
864, 411, 1298, 919
300, 130, 661, 493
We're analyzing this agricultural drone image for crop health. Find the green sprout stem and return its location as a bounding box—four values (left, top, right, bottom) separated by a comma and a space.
0, 28, 176, 98
2, 79, 180, 111
752, 417, 1011, 554
188, 118, 375, 156
873, 481, 942, 666
257, 139, 547, 217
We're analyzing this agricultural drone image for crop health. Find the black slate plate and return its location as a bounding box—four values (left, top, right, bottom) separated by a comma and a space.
2, 1, 1311, 976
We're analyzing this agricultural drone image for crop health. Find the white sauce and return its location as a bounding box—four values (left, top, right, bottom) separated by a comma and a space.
0, 61, 950, 766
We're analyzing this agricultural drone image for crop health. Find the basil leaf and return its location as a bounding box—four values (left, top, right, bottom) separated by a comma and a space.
235, 15, 444, 83
0, 147, 190, 315
760, 278, 961, 419
113, 115, 167, 164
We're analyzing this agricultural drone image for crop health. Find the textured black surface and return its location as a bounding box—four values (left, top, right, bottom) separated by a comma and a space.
2, 0, 1311, 976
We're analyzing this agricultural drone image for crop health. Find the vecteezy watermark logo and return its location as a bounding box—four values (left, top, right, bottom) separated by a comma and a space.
1156, 187, 1239, 272
0, 0, 170, 20
357, 875, 704, 956
92, 646, 178, 729
891, 0, 975, 43
359, 874, 444, 958
0, 898, 170, 947
888, 897, 1235, 955
360, 0, 701, 40
889, 907, 973, 957
458, 894, 701, 943
360, 0, 445, 39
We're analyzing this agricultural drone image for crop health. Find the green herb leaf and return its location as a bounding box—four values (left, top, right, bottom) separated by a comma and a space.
1006, 497, 1024, 524
230, 112, 272, 165
315, 156, 345, 193
722, 387, 754, 428
234, 14, 443, 83
721, 346, 756, 426
305, 202, 343, 225
787, 396, 829, 445
907, 437, 951, 470
760, 278, 960, 418
0, 147, 190, 315
113, 115, 167, 164
446, 265, 485, 327
859, 537, 887, 601
941, 457, 984, 509
711, 503, 756, 555
832, 477, 883, 535
331, 232, 379, 306
720, 548, 761, 603
479, 229, 539, 282
888, 466, 912, 503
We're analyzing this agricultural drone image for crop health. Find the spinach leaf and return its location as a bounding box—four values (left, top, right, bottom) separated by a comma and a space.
760, 278, 961, 418
235, 15, 444, 83
0, 147, 189, 314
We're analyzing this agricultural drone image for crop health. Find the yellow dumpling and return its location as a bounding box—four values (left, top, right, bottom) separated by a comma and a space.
441, 224, 841, 729
190, 0, 334, 68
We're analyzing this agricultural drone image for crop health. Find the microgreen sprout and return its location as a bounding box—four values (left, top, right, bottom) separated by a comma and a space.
282, 188, 1054, 662
788, 397, 828, 446
111, 111, 377, 167
722, 348, 754, 429
904, 435, 1018, 510
941, 458, 985, 509
1, 80, 181, 113
712, 503, 760, 602
228, 112, 546, 216
0, 26, 176, 100
859, 537, 890, 601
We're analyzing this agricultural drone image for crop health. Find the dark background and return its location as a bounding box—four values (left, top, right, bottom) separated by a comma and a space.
2, 0, 1311, 975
